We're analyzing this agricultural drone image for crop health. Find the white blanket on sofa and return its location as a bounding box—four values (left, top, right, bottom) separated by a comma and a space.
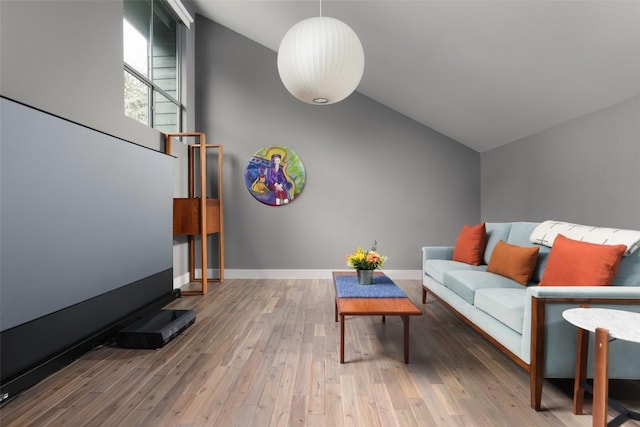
530, 220, 640, 256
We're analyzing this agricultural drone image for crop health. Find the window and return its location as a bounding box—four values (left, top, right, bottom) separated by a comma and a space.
123, 0, 184, 133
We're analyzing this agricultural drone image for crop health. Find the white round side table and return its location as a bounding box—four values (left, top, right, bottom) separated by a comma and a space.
563, 307, 640, 427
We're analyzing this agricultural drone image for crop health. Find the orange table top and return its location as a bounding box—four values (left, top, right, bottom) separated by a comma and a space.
332, 271, 422, 316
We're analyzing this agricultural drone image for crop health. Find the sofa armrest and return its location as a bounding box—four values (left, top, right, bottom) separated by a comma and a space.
527, 285, 640, 300
524, 285, 640, 410
523, 287, 640, 347
422, 246, 454, 262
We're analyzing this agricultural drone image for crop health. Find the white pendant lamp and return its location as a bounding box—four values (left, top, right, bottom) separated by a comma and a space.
277, 3, 365, 105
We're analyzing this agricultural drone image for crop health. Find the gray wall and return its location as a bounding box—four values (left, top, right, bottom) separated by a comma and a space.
0, 0, 196, 280
4, 1, 636, 275
195, 18, 480, 270
481, 96, 640, 230
0, 1, 161, 150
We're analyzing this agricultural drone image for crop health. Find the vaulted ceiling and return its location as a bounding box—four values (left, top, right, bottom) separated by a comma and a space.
189, 1, 640, 152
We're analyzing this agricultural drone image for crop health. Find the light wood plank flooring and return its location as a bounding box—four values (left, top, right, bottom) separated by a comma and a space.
1, 278, 638, 426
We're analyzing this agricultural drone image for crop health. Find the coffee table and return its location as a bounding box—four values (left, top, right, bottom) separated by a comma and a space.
332, 271, 422, 364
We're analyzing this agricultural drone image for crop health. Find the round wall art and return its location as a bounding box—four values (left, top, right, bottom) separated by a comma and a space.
244, 146, 306, 206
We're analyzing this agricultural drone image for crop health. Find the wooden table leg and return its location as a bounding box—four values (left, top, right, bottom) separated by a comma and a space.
340, 313, 345, 364
573, 327, 589, 414
402, 315, 410, 364
382, 315, 385, 323
592, 327, 609, 427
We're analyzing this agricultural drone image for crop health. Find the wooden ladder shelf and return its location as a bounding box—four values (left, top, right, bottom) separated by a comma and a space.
165, 132, 224, 295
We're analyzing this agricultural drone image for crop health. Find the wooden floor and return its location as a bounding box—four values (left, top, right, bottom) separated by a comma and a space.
1, 278, 639, 426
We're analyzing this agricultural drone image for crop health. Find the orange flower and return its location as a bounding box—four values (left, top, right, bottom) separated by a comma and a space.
346, 242, 386, 270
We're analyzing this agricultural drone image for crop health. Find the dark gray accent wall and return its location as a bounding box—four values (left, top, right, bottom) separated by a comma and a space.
0, 1, 184, 393
0, 0, 196, 281
195, 18, 480, 270
481, 96, 640, 229
0, 0, 161, 150
1, 97, 173, 330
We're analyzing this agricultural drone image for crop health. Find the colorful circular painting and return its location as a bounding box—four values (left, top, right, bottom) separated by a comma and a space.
244, 146, 306, 206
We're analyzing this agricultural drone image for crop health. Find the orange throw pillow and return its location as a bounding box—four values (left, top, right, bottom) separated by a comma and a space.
452, 222, 486, 266
539, 234, 627, 286
487, 240, 539, 285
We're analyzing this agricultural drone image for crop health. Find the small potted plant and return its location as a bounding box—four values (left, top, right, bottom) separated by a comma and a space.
346, 241, 387, 284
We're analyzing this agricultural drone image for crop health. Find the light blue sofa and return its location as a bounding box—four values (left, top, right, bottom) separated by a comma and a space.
422, 222, 640, 410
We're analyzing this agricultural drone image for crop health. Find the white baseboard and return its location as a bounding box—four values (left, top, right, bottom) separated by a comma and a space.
174, 269, 421, 287
173, 272, 191, 289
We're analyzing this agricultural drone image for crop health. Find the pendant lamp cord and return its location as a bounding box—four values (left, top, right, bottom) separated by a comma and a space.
319, 0, 322, 17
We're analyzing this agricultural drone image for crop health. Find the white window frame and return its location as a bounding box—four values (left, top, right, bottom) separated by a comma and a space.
124, 0, 190, 132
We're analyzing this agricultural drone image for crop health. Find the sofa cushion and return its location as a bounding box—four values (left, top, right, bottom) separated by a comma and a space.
424, 259, 486, 284
443, 270, 524, 305
506, 222, 539, 247
452, 223, 486, 265
539, 234, 627, 286
487, 240, 539, 285
504, 222, 549, 283
531, 246, 551, 283
483, 223, 512, 264
614, 249, 640, 286
474, 288, 526, 334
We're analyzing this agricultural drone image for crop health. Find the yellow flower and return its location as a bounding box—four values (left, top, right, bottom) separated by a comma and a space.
346, 241, 386, 270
